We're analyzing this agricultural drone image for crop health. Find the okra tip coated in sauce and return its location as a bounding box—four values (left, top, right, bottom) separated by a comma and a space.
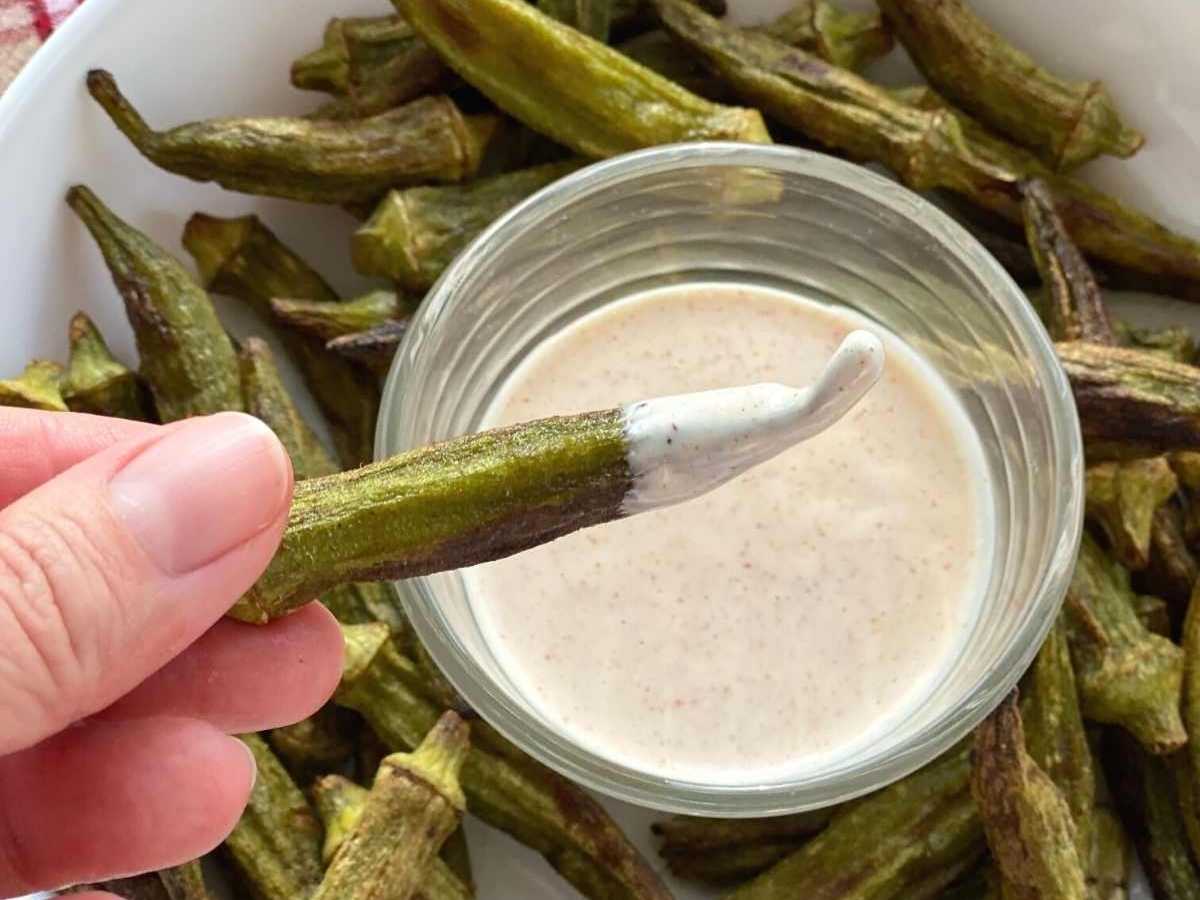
464, 283, 992, 783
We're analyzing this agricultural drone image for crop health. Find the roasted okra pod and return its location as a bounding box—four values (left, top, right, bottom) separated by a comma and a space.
270, 291, 405, 344
61, 312, 155, 420
0, 360, 66, 411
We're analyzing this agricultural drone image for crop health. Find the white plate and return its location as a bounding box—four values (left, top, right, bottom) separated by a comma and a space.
1, 0, 1192, 897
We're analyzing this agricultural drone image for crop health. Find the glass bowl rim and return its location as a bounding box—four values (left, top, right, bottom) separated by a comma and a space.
377, 141, 1085, 815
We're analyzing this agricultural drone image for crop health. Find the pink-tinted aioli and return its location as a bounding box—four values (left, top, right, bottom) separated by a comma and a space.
464, 284, 990, 783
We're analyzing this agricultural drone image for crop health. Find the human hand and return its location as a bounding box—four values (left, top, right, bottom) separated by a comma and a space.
0, 409, 344, 896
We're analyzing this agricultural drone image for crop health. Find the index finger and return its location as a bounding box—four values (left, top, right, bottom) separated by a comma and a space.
0, 408, 157, 507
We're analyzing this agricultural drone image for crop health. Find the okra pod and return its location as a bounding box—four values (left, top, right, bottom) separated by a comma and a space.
1056, 342, 1200, 454
157, 861, 210, 900
1180, 584, 1200, 860
653, 4, 1200, 297
760, 0, 892, 71
335, 623, 673, 900
539, 0, 616, 41
1021, 178, 1113, 345
67, 186, 242, 421
1022, 618, 1095, 862
61, 312, 155, 420
326, 319, 410, 376
970, 692, 1088, 899
88, 70, 493, 203
224, 734, 324, 900
351, 159, 587, 290
392, 0, 771, 159
313, 712, 469, 900
1132, 592, 1173, 637
1116, 322, 1198, 367
183, 212, 380, 468
1064, 534, 1186, 754
270, 291, 405, 346
0, 360, 66, 411
1088, 806, 1133, 900
652, 810, 833, 853
310, 45, 451, 121
293, 15, 441, 96
660, 842, 805, 887
724, 745, 983, 900
876, 0, 1142, 171
312, 773, 472, 900
1104, 730, 1200, 900
1085, 457, 1178, 571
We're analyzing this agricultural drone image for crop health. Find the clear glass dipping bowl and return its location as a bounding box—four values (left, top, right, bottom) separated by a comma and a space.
377, 143, 1084, 815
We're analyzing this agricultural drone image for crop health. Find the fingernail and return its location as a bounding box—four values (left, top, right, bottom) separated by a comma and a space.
238, 737, 258, 791
109, 412, 292, 575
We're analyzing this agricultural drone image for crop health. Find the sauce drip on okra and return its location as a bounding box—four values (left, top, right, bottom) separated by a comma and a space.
464, 284, 992, 782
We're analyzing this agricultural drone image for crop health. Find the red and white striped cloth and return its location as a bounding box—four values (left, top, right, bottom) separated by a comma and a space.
0, 0, 83, 94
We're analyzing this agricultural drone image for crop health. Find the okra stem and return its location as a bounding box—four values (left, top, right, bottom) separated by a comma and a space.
0, 360, 66, 412
61, 312, 156, 420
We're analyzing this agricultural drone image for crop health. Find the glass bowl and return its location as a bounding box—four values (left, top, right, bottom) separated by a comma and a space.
376, 142, 1084, 815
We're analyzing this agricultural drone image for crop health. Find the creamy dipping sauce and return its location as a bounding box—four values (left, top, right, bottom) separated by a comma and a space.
463, 284, 992, 783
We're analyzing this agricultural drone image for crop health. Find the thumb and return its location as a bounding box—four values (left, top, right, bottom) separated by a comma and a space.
0, 412, 293, 753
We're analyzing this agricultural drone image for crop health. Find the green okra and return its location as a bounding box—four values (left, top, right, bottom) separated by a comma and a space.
0, 359, 66, 411
326, 319, 410, 376
1141, 503, 1199, 611
61, 312, 155, 420
1104, 730, 1200, 900
313, 712, 469, 900
1088, 806, 1133, 900
183, 212, 380, 468
538, 0, 616, 42
224, 734, 324, 900
88, 70, 494, 204
650, 3, 1200, 298
312, 773, 472, 900
970, 692, 1088, 900
876, 0, 1142, 171
1085, 457, 1178, 571
723, 744, 982, 900
1116, 322, 1198, 367
1064, 534, 1186, 754
392, 0, 771, 160
652, 810, 833, 854
67, 186, 242, 422
293, 15, 437, 95
1022, 618, 1095, 863
759, 0, 892, 71
335, 623, 673, 900
237, 336, 406, 631
1180, 584, 1200, 859
1021, 178, 1113, 345
157, 860, 210, 900
267, 704, 358, 784
609, 0, 725, 37
232, 406, 628, 622
270, 291, 406, 344
310, 41, 451, 121
1056, 342, 1200, 455
660, 842, 806, 887
351, 159, 587, 290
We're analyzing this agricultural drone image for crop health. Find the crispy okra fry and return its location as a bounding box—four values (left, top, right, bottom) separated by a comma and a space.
157, 861, 210, 900
293, 15, 442, 97
722, 744, 982, 899
652, 3, 1200, 297
336, 623, 673, 900
67, 186, 242, 421
760, 0, 892, 70
183, 212, 380, 468
326, 319, 410, 376
1104, 730, 1200, 900
0, 359, 66, 411
313, 713, 469, 900
88, 70, 493, 203
392, 0, 771, 159
271, 291, 406, 344
224, 735, 324, 900
267, 705, 358, 784
1065, 534, 1186, 753
61, 312, 155, 420
1140, 503, 1199, 611
1056, 342, 1200, 454
312, 773, 472, 900
877, 0, 1141, 171
1086, 458, 1178, 571
351, 159, 586, 290
1021, 178, 1114, 344
970, 692, 1088, 899
1022, 618, 1095, 862
310, 41, 451, 121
